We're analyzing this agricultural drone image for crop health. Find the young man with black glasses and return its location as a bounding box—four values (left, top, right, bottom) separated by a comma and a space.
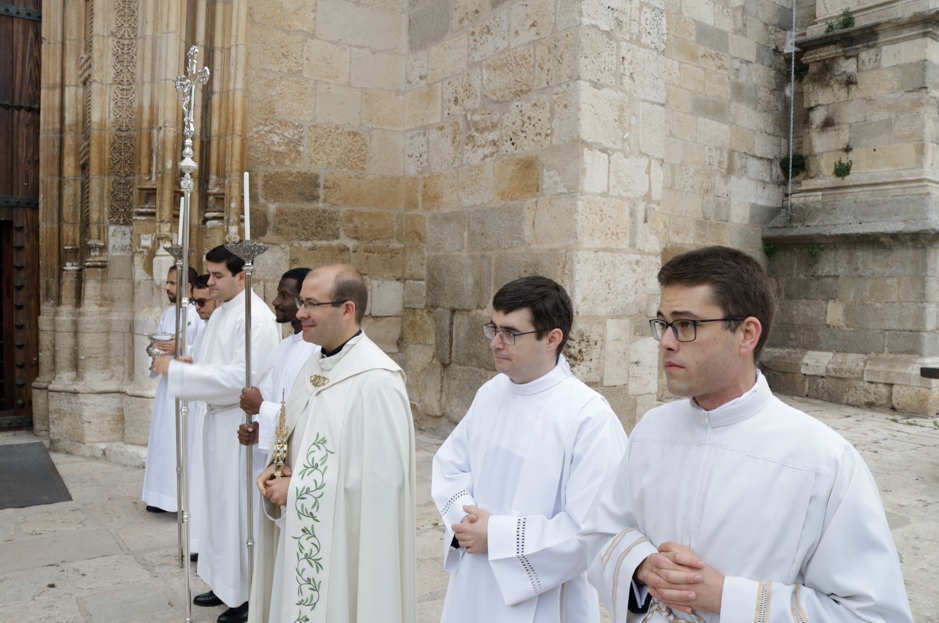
433, 276, 627, 623
580, 246, 912, 623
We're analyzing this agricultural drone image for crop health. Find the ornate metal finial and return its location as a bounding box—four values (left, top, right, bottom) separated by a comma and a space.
272, 390, 289, 479
175, 46, 210, 190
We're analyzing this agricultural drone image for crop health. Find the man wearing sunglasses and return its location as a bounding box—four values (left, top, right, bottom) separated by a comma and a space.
192, 273, 220, 321
142, 264, 201, 514
432, 276, 627, 623
581, 246, 912, 623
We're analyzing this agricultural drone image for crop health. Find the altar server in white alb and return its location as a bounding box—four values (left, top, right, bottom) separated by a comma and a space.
248, 264, 416, 623
142, 265, 201, 513
433, 276, 628, 623
579, 246, 913, 623
237, 267, 317, 482
153, 245, 279, 623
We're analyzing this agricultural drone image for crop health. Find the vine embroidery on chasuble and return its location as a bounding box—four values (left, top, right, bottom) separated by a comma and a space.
293, 433, 334, 623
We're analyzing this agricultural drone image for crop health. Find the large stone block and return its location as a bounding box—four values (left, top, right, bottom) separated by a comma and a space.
275, 78, 317, 120
491, 251, 569, 292
400, 344, 444, 426
353, 244, 405, 278
580, 86, 628, 151
609, 153, 649, 198
571, 251, 659, 317
579, 27, 617, 86
622, 43, 666, 104
290, 243, 354, 269
304, 39, 351, 84
464, 110, 502, 165
458, 162, 493, 207
501, 98, 552, 155
806, 376, 891, 410
427, 212, 466, 253
316, 84, 362, 126
891, 385, 939, 416
531, 195, 577, 248
406, 130, 429, 175
429, 121, 462, 172
324, 174, 404, 211
825, 352, 868, 379
593, 384, 640, 432
318, 0, 404, 52
426, 254, 490, 310
443, 70, 482, 117
121, 394, 153, 446
48, 391, 124, 444
341, 209, 399, 242
422, 172, 460, 210
566, 317, 604, 383
534, 30, 576, 89
248, 119, 305, 166
307, 125, 368, 171
483, 46, 533, 103
469, 11, 508, 63
405, 213, 426, 243
371, 279, 405, 317
262, 171, 320, 203
249, 25, 304, 73
577, 195, 630, 248
494, 156, 540, 201
409, 1, 451, 51
452, 311, 495, 370
509, 0, 554, 47
602, 318, 631, 386
407, 84, 442, 128
444, 365, 494, 424
404, 279, 426, 309
427, 35, 468, 83
351, 49, 405, 91
271, 206, 341, 241
363, 91, 405, 129
467, 203, 527, 252
251, 0, 316, 31
362, 316, 401, 353
367, 130, 404, 176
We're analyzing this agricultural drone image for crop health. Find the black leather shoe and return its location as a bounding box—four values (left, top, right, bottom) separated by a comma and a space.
193, 590, 224, 607
145, 505, 168, 513
190, 552, 198, 562
217, 602, 248, 623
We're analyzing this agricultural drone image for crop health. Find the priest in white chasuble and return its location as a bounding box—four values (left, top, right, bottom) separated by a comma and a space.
432, 276, 628, 623
249, 264, 417, 623
153, 245, 280, 623
579, 246, 912, 623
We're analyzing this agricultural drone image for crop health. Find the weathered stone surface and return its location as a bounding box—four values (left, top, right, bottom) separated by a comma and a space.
304, 39, 351, 84
494, 156, 540, 201
409, 1, 451, 51
362, 316, 402, 353
483, 46, 533, 103
407, 84, 442, 128
464, 110, 502, 165
566, 317, 604, 383
571, 251, 659, 317
324, 174, 404, 211
404, 279, 426, 309
444, 365, 494, 424
427, 35, 468, 83
806, 376, 892, 410
351, 49, 405, 90
363, 91, 405, 129
452, 311, 494, 370
458, 162, 493, 207
290, 243, 354, 269
316, 84, 362, 126
426, 254, 490, 310
370, 279, 404, 317
891, 385, 939, 416
491, 251, 568, 291
248, 119, 305, 166
442, 70, 482, 117
317, 0, 404, 52
427, 212, 465, 253
353, 244, 405, 278
501, 98, 552, 154
275, 78, 317, 120
262, 171, 320, 203
428, 121, 462, 172
270, 205, 341, 241
307, 126, 368, 171
435, 310, 453, 364
466, 204, 527, 252
422, 172, 460, 210
249, 25, 304, 73
342, 209, 398, 241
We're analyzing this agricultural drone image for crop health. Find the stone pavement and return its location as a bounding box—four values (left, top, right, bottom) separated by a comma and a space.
0, 395, 936, 623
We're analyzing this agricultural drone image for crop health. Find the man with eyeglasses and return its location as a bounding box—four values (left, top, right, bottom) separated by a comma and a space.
248, 264, 416, 623
580, 246, 912, 623
432, 276, 627, 623
142, 265, 201, 514
152, 245, 280, 623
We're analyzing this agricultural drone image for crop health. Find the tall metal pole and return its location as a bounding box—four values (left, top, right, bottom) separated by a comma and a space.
172, 45, 209, 623
224, 239, 269, 592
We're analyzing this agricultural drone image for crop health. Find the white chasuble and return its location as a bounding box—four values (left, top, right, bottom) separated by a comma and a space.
580, 372, 913, 623
142, 303, 201, 512
249, 333, 417, 623
167, 288, 280, 608
432, 356, 628, 623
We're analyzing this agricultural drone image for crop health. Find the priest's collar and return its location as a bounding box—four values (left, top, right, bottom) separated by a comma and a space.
506, 355, 573, 395
219, 288, 246, 310
691, 370, 771, 427
321, 329, 363, 359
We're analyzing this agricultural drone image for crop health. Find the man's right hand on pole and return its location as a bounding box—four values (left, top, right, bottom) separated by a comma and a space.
240, 386, 262, 415
238, 422, 258, 446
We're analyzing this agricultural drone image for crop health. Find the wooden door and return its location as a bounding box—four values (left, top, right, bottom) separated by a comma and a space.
0, 0, 41, 429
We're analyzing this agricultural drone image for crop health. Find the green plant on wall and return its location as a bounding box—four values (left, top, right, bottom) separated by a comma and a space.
825, 9, 855, 33
779, 154, 806, 180
804, 243, 823, 259
833, 158, 853, 178
763, 242, 777, 258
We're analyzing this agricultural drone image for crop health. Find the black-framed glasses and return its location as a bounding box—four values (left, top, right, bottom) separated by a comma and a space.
295, 297, 345, 311
482, 322, 539, 345
649, 317, 746, 343
194, 298, 209, 307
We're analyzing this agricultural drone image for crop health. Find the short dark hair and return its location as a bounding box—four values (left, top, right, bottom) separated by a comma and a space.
194, 273, 211, 290
281, 267, 310, 293
492, 276, 573, 356
204, 245, 244, 276
330, 266, 368, 325
657, 245, 776, 360
168, 265, 199, 288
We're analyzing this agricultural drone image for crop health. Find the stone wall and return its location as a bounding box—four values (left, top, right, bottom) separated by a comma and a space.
36, 0, 815, 458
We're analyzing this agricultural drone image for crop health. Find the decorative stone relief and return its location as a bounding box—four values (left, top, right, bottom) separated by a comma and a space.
109, 0, 138, 226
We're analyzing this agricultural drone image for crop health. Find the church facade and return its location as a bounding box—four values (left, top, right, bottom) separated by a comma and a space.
24, 0, 939, 459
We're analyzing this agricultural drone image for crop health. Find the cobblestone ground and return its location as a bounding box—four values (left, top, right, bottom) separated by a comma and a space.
0, 395, 936, 622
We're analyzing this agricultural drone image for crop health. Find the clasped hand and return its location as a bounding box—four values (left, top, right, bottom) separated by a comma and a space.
451, 504, 490, 554
256, 462, 291, 506
636, 542, 724, 615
